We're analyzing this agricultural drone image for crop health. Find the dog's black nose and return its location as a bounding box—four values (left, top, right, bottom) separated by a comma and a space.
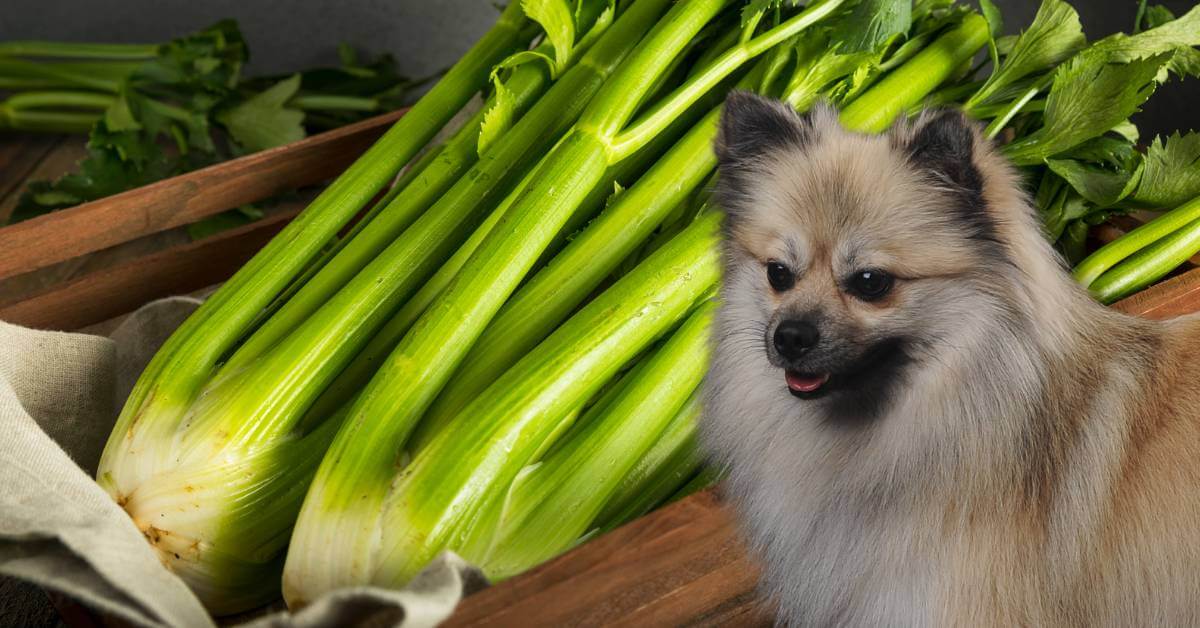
774, 320, 819, 359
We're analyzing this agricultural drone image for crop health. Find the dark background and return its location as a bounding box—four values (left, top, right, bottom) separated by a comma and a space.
0, 1, 1196, 136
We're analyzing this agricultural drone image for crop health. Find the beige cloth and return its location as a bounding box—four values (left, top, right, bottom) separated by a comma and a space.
0, 298, 484, 627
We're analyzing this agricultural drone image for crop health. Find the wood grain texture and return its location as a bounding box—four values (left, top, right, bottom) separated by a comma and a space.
443, 267, 1200, 627
1111, 265, 1200, 320
443, 489, 772, 628
0, 211, 296, 331
0, 110, 403, 281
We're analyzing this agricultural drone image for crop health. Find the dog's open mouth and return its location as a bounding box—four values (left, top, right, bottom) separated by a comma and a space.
785, 371, 831, 398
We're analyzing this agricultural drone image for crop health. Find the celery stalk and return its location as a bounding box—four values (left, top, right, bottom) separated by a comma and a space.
1085, 196, 1200, 303
418, 34, 871, 441
0, 40, 159, 59
1074, 195, 1200, 288
467, 303, 714, 580
285, 210, 721, 599
840, 13, 990, 132
416, 104, 724, 441
592, 391, 703, 533
225, 0, 617, 367
179, 0, 671, 463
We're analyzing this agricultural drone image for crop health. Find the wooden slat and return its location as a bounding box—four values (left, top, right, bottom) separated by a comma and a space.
444, 266, 1200, 627
1111, 265, 1200, 320
0, 211, 296, 330
0, 110, 404, 281
443, 490, 772, 628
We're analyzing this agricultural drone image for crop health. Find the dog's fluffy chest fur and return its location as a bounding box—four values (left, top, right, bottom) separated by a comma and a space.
711, 328, 1200, 626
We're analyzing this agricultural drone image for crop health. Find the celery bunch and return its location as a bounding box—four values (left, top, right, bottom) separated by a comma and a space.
95, 0, 1200, 614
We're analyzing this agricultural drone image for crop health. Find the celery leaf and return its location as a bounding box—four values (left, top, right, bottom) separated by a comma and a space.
1004, 51, 1169, 166
787, 35, 876, 108
494, 49, 558, 77
741, 1, 800, 29
1046, 157, 1143, 207
218, 73, 305, 153
829, 0, 912, 53
572, 2, 615, 57
1133, 132, 1200, 209
522, 0, 575, 76
969, 0, 1085, 108
978, 0, 1003, 70
1093, 4, 1200, 63
478, 75, 515, 156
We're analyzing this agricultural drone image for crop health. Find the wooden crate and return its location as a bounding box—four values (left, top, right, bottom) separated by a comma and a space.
0, 110, 404, 330
4, 112, 1200, 626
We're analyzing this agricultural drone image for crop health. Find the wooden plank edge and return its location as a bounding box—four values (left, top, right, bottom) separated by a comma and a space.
0, 211, 297, 330
0, 109, 404, 281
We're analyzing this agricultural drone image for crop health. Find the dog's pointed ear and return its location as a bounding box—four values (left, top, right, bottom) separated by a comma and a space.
715, 90, 812, 170
901, 109, 984, 201
715, 92, 814, 231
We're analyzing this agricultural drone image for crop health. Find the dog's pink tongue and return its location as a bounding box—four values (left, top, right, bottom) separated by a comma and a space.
786, 371, 830, 393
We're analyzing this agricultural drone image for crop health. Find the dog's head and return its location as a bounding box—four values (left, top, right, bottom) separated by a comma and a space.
713, 92, 1020, 423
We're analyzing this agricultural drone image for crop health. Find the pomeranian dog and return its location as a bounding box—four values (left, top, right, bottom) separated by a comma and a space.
702, 91, 1200, 626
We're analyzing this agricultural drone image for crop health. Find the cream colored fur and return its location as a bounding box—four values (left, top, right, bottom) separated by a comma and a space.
703, 99, 1200, 626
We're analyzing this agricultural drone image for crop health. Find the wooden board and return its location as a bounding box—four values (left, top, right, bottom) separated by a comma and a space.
0, 110, 403, 281
0, 210, 296, 330
443, 266, 1200, 626
444, 490, 772, 628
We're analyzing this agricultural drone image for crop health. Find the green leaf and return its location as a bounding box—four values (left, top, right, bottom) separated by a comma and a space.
103, 91, 142, 132
741, 1, 797, 29
522, 0, 575, 76
1134, 132, 1200, 209
1060, 218, 1091, 264
968, 0, 1086, 108
1110, 119, 1140, 144
493, 49, 558, 78
1004, 51, 1169, 166
478, 75, 515, 156
1046, 157, 1143, 207
337, 42, 359, 67
1092, 4, 1200, 62
1144, 6, 1177, 30
218, 73, 305, 152
829, 0, 913, 53
1045, 188, 1093, 241
1064, 136, 1139, 169
786, 34, 876, 109
134, 19, 246, 94
1169, 46, 1200, 78
913, 0, 955, 21
187, 205, 264, 240
1136, 2, 1176, 33
1091, 4, 1200, 79
572, 2, 615, 57
978, 0, 1003, 70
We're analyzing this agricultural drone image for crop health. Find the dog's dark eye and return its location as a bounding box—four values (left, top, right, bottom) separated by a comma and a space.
847, 269, 893, 301
766, 261, 794, 292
